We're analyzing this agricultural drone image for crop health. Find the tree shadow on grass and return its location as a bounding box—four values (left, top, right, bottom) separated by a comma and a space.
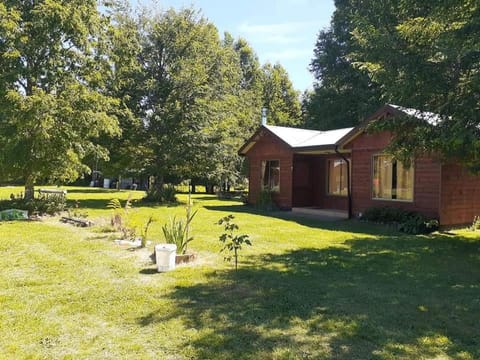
67, 198, 179, 211
138, 234, 480, 359
66, 189, 129, 194
205, 203, 397, 236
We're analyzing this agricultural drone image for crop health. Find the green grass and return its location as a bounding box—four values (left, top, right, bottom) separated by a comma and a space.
0, 186, 479, 359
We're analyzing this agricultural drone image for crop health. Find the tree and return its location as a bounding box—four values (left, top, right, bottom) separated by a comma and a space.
303, 1, 381, 130
261, 63, 302, 127
99, 1, 146, 181
138, 9, 248, 190
0, 1, 120, 198
349, 0, 480, 171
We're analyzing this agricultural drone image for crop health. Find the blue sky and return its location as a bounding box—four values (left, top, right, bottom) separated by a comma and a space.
132, 0, 335, 91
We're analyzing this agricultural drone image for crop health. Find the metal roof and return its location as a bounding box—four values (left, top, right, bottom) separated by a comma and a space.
264, 125, 354, 149
388, 104, 444, 125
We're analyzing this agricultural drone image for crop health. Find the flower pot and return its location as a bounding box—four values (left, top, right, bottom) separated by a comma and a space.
175, 253, 196, 264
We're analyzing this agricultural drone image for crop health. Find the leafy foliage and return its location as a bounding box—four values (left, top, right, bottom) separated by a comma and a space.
347, 0, 480, 172
361, 207, 439, 235
162, 197, 198, 254
162, 212, 198, 255
303, 3, 381, 130
0, 1, 120, 198
261, 63, 302, 126
143, 184, 177, 204
470, 216, 480, 232
255, 189, 276, 211
107, 195, 137, 240
0, 193, 66, 216
217, 214, 252, 271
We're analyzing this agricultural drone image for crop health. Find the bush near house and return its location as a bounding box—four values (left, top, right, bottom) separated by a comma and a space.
361, 206, 439, 234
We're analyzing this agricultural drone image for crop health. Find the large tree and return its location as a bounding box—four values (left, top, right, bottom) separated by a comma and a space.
349, 0, 480, 171
303, 1, 381, 130
0, 1, 120, 198
261, 63, 302, 127
137, 9, 249, 189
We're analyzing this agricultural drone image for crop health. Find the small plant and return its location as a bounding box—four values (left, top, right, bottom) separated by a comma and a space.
139, 216, 155, 248
67, 200, 88, 219
471, 216, 480, 231
256, 189, 275, 210
107, 195, 137, 240
162, 199, 198, 254
217, 214, 252, 271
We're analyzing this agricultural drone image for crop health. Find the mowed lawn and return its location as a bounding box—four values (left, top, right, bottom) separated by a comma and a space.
0, 187, 479, 359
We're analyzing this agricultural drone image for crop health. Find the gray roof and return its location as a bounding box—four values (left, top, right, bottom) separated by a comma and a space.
264, 125, 354, 149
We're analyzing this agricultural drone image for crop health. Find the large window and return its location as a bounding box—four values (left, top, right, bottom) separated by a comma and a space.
262, 160, 280, 192
327, 159, 348, 196
372, 155, 414, 201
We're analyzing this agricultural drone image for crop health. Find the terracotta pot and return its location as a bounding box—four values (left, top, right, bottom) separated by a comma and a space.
175, 253, 196, 264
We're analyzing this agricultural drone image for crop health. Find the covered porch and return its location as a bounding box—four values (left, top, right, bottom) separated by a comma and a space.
291, 207, 349, 221
291, 151, 351, 216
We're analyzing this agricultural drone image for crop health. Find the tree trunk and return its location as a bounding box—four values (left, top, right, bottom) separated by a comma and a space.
24, 175, 35, 200
206, 184, 215, 194
191, 183, 196, 194
234, 247, 238, 271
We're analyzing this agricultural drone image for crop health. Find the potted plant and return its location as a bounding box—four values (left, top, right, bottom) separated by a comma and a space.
160, 187, 198, 263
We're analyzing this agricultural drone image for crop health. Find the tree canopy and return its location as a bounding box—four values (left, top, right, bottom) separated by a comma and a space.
0, 1, 302, 194
349, 0, 480, 171
0, 0, 120, 198
304, 0, 480, 172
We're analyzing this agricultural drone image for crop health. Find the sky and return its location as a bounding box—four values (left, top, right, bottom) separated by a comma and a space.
131, 0, 336, 92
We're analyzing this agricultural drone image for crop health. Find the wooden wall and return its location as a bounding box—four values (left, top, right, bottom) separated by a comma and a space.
347, 131, 441, 220
245, 130, 293, 209
440, 164, 480, 226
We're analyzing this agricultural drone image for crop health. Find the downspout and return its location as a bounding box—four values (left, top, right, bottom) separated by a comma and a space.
335, 145, 352, 219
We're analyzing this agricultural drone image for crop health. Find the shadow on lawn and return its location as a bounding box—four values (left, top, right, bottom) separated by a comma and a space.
68, 198, 178, 211
205, 203, 396, 236
65, 189, 129, 194
139, 234, 480, 359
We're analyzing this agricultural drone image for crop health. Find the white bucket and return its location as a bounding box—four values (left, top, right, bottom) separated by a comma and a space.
155, 244, 177, 272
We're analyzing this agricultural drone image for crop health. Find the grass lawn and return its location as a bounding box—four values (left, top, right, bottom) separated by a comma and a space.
0, 186, 479, 359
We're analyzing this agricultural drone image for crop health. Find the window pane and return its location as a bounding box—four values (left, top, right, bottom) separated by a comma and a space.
270, 160, 280, 191
372, 155, 413, 201
396, 161, 414, 200
262, 161, 268, 189
261, 160, 280, 192
373, 155, 392, 199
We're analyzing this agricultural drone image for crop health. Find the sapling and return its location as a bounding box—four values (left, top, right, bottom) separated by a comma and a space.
217, 214, 252, 271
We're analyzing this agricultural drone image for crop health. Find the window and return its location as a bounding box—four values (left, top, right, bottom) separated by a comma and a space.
327, 159, 348, 196
372, 155, 414, 201
262, 160, 280, 192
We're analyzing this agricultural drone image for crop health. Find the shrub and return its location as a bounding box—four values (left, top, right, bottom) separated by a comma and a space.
0, 194, 67, 216
256, 189, 276, 211
143, 184, 177, 203
361, 206, 438, 234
